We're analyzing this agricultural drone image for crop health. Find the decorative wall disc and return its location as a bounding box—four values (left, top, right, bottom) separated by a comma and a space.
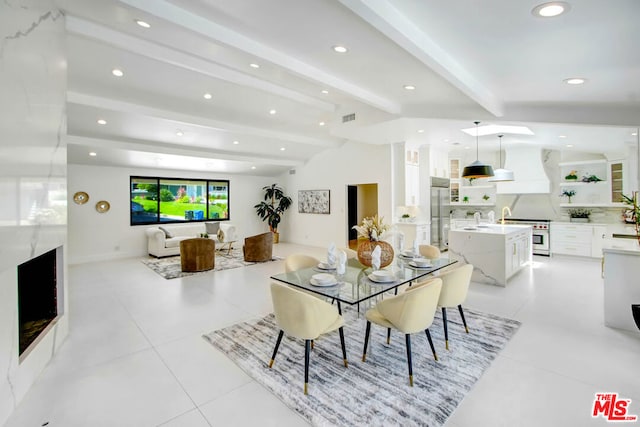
73, 191, 89, 205
95, 200, 110, 213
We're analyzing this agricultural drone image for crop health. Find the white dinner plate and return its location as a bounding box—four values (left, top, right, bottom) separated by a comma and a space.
408, 261, 432, 269
310, 277, 339, 287
400, 251, 416, 258
368, 273, 395, 283
317, 262, 336, 270
311, 273, 335, 284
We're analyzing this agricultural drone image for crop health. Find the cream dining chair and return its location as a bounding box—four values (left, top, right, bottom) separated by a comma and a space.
284, 254, 320, 272
418, 244, 441, 260
437, 264, 474, 350
362, 278, 442, 387
269, 282, 348, 395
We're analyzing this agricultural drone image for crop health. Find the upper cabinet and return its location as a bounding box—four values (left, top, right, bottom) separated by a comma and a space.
558, 159, 626, 206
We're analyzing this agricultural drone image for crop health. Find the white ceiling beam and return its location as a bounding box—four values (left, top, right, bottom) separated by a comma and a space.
67, 91, 341, 148
339, 0, 504, 117
65, 135, 305, 167
66, 16, 334, 113
118, 0, 401, 115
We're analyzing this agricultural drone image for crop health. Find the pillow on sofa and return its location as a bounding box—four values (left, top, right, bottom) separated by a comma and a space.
205, 222, 220, 235
159, 226, 173, 238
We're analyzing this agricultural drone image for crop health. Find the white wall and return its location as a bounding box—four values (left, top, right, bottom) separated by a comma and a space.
68, 164, 275, 264
0, 2, 67, 425
281, 141, 393, 248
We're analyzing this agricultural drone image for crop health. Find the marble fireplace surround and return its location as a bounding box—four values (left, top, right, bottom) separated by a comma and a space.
0, 1, 68, 425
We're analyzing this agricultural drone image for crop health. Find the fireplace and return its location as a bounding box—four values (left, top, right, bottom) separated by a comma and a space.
17, 247, 61, 357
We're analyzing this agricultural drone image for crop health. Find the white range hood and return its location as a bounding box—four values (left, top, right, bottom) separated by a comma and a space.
496, 147, 551, 194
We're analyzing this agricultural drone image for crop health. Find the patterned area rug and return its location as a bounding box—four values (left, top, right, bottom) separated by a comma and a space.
141, 248, 280, 279
204, 307, 520, 427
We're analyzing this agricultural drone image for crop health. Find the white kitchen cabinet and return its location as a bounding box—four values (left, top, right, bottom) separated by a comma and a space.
551, 223, 608, 258
591, 225, 607, 258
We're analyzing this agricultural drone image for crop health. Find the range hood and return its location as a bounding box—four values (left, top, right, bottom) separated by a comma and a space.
496, 147, 551, 194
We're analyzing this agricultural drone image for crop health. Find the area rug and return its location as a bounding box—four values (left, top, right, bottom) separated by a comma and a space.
142, 248, 281, 279
203, 308, 520, 427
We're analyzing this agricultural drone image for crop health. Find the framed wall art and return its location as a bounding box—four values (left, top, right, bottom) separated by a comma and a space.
298, 190, 330, 214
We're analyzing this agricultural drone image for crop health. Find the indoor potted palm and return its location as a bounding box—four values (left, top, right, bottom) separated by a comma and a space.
254, 184, 292, 243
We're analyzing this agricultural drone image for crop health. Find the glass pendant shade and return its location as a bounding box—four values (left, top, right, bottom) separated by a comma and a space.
462, 121, 494, 179
488, 134, 514, 182
462, 160, 494, 179
489, 168, 515, 182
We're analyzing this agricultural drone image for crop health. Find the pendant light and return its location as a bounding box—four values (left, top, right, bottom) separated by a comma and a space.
488, 134, 515, 182
462, 121, 494, 178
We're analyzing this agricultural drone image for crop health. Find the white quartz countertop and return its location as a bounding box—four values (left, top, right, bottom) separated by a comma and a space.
551, 221, 609, 226
449, 224, 532, 235
603, 237, 640, 254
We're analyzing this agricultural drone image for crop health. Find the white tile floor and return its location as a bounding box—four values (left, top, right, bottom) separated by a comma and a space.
5, 244, 640, 427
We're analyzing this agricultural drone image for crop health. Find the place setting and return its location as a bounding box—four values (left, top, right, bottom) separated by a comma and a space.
310, 243, 348, 288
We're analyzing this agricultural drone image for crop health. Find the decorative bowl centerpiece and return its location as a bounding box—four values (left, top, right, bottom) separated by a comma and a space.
353, 214, 394, 268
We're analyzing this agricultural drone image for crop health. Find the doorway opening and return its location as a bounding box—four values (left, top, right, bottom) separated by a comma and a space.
346, 183, 378, 250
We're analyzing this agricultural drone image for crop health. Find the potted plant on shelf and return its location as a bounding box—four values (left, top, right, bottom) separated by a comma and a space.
581, 173, 603, 183
482, 194, 490, 202
568, 208, 591, 223
462, 196, 470, 203
254, 184, 292, 244
560, 189, 576, 203
565, 170, 578, 181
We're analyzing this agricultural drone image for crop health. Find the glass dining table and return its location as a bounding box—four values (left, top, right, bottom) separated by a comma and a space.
270, 255, 458, 315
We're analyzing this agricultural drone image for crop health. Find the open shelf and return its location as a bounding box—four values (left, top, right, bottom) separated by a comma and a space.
559, 181, 608, 186
559, 203, 628, 207
558, 159, 607, 167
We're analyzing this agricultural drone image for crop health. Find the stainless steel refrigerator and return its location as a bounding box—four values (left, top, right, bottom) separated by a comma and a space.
430, 177, 450, 251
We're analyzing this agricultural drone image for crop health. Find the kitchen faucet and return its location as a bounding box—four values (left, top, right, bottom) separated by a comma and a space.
501, 206, 512, 225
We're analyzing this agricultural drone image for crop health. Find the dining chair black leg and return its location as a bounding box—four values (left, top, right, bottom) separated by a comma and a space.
362, 321, 371, 362
269, 330, 284, 368
458, 304, 469, 333
442, 307, 449, 350
386, 328, 391, 345
405, 334, 414, 386
304, 339, 311, 395
338, 326, 348, 367
311, 339, 314, 349
425, 328, 438, 361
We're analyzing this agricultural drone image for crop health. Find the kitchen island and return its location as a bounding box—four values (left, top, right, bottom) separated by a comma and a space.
449, 224, 532, 286
602, 238, 640, 333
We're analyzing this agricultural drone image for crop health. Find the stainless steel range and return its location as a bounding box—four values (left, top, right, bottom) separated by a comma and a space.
503, 218, 550, 256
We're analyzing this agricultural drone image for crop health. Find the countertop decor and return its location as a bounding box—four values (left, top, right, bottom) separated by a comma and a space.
568, 208, 591, 223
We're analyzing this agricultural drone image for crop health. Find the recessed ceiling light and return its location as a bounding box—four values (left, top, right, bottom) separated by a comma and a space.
280, 147, 286, 151
176, 131, 184, 136
558, 135, 567, 138
89, 152, 97, 157
461, 124, 534, 136
112, 68, 124, 77
233, 140, 239, 145
417, 129, 425, 133
249, 63, 260, 69
97, 119, 107, 125
319, 121, 326, 126
135, 19, 150, 28
443, 139, 449, 142
564, 77, 586, 85
632, 132, 638, 136
403, 85, 416, 90
332, 45, 348, 53
203, 93, 212, 99
532, 2, 571, 17
251, 166, 256, 170
464, 146, 470, 150
321, 90, 329, 94
269, 109, 277, 115
566, 144, 574, 148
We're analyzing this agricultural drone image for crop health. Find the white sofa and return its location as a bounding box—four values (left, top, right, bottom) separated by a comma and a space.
146, 222, 237, 258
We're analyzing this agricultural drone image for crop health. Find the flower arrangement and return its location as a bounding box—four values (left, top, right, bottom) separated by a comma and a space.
352, 214, 389, 241
560, 189, 576, 203
565, 170, 578, 180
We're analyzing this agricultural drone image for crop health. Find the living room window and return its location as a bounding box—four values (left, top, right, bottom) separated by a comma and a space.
130, 176, 229, 225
